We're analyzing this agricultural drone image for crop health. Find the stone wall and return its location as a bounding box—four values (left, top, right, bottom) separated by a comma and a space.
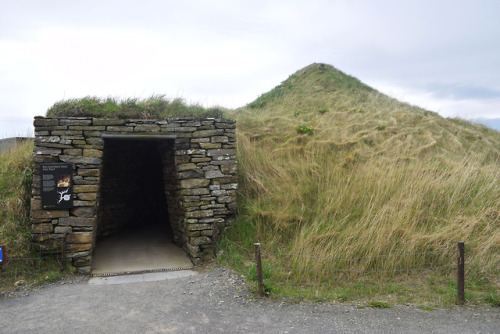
31, 116, 237, 272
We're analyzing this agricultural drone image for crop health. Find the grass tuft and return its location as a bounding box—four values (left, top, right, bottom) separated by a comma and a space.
367, 301, 392, 308
417, 305, 434, 311
485, 294, 500, 307
46, 95, 227, 119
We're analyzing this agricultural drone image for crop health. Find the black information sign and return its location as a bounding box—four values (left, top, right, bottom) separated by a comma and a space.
40, 163, 74, 209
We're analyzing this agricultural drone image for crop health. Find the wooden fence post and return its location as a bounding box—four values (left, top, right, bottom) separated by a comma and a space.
254, 243, 264, 297
457, 241, 465, 305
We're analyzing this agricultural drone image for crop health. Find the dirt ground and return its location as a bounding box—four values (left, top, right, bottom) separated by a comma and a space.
1, 267, 499, 333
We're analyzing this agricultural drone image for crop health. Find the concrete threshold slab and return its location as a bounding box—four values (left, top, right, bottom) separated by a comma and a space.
91, 225, 194, 275
88, 270, 197, 285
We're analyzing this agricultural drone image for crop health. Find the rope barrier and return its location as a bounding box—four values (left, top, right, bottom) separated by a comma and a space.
223, 239, 254, 253
224, 239, 458, 262
261, 248, 456, 261
465, 246, 500, 252
271, 263, 455, 274
264, 279, 453, 288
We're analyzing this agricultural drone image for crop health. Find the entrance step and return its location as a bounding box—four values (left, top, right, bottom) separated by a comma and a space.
91, 225, 193, 275
89, 270, 197, 285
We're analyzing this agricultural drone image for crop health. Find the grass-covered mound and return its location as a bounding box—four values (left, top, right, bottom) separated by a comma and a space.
47, 95, 226, 119
224, 63, 500, 304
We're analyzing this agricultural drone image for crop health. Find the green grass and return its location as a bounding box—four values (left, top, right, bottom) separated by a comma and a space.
46, 95, 228, 119
417, 305, 434, 311
485, 294, 500, 307
0, 140, 72, 294
367, 301, 392, 308
0, 140, 33, 258
222, 62, 500, 305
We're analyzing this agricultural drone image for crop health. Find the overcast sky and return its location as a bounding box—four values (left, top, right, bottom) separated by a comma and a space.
1, 0, 499, 138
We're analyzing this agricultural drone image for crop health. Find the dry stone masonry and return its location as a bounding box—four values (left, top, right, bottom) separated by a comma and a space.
31, 116, 237, 273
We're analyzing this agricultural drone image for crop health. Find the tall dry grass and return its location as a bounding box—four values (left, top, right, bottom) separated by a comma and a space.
0, 140, 33, 257
228, 64, 500, 284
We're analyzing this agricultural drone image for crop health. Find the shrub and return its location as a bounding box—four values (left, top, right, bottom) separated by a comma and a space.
296, 125, 315, 135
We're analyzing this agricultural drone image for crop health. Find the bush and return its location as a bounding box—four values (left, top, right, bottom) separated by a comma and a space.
296, 125, 315, 135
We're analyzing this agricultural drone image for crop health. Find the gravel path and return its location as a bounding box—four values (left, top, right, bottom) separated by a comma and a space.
0, 267, 499, 333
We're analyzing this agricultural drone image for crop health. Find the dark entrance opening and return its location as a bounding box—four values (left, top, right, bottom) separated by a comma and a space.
92, 135, 192, 274
97, 138, 172, 238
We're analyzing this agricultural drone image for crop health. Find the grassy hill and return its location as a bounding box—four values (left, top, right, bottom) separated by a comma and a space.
224, 63, 500, 303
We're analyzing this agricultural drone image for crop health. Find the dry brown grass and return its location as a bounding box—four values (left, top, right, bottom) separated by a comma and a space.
0, 140, 33, 257
226, 64, 500, 288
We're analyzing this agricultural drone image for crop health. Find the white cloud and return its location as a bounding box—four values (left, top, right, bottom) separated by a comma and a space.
1, 0, 500, 137
368, 79, 500, 120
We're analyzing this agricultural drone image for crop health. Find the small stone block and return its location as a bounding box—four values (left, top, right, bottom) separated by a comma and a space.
178, 163, 197, 171
93, 119, 126, 126
67, 232, 92, 244
73, 185, 99, 193
32, 223, 53, 233
31, 210, 69, 219
70, 243, 92, 252
83, 149, 103, 158
186, 210, 214, 218
59, 217, 94, 227
181, 188, 210, 196
70, 207, 95, 217
77, 169, 100, 177
54, 226, 72, 234
205, 170, 225, 179
180, 178, 210, 189
199, 143, 222, 149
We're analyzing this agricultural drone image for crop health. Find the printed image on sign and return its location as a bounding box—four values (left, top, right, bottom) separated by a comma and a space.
41, 163, 74, 209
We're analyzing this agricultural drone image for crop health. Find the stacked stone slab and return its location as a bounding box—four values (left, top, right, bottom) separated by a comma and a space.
31, 116, 237, 272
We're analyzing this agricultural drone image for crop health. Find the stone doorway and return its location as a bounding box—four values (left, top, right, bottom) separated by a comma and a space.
92, 135, 191, 274
31, 116, 237, 273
